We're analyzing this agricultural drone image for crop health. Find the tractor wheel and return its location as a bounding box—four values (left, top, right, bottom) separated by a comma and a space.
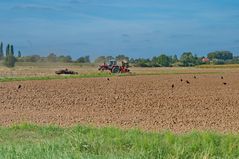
112, 66, 120, 73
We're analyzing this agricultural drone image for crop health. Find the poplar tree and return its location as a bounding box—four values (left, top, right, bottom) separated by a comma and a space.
10, 45, 14, 55
6, 44, 10, 56
4, 44, 16, 67
0, 42, 3, 60
18, 51, 22, 58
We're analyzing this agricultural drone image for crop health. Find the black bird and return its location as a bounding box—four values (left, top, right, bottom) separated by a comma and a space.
180, 79, 183, 82
107, 78, 110, 81
186, 80, 190, 84
18, 85, 22, 89
194, 76, 197, 79
221, 76, 224, 79
172, 84, 174, 89
223, 82, 227, 85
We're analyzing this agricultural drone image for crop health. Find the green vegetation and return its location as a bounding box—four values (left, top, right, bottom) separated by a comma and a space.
18, 50, 22, 58
95, 56, 114, 63
0, 42, 3, 60
4, 44, 17, 67
0, 71, 221, 83
208, 51, 233, 61
152, 54, 172, 67
0, 73, 114, 82
0, 124, 239, 158
124, 53, 202, 67
180, 52, 201, 67
116, 54, 130, 62
76, 56, 90, 63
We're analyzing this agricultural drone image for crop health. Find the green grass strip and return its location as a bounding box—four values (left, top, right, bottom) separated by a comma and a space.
0, 71, 222, 83
0, 73, 114, 82
0, 123, 239, 158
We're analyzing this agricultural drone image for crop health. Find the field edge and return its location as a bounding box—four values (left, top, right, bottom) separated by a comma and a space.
0, 71, 222, 82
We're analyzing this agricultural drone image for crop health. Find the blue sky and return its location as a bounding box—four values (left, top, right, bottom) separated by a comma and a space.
0, 0, 239, 59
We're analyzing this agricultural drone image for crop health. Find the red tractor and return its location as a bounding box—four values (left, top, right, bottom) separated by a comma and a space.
98, 60, 130, 73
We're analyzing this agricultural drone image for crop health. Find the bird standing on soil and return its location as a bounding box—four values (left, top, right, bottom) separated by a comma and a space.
221, 76, 224, 79
186, 80, 190, 84
180, 79, 183, 82
223, 82, 227, 85
194, 76, 197, 79
107, 78, 110, 81
172, 84, 174, 89
18, 85, 22, 89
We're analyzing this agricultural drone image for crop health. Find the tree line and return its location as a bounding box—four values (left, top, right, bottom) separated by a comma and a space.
17, 53, 90, 63
0, 41, 238, 67
94, 51, 236, 67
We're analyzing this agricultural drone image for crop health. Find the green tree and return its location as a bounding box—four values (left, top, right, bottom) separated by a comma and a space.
151, 55, 171, 67
106, 56, 114, 61
18, 51, 22, 58
172, 55, 178, 63
10, 45, 14, 55
129, 58, 135, 64
207, 51, 233, 60
77, 57, 85, 63
157, 54, 171, 67
47, 53, 57, 62
115, 54, 129, 62
0, 42, 3, 60
180, 52, 196, 66
77, 56, 90, 63
151, 56, 158, 66
23, 55, 41, 62
4, 44, 16, 67
58, 55, 72, 63
84, 56, 90, 63
193, 54, 202, 65
4, 54, 16, 67
94, 56, 106, 63
133, 58, 151, 67
6, 44, 10, 56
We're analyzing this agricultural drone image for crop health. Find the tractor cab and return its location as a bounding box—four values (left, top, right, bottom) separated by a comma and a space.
108, 60, 117, 66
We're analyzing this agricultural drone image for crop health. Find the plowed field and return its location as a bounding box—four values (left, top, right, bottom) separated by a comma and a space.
1, 72, 239, 133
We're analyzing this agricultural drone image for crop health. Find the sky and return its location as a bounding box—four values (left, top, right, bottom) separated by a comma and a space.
0, 0, 239, 59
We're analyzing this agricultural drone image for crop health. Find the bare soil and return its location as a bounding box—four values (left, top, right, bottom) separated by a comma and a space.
1, 72, 239, 133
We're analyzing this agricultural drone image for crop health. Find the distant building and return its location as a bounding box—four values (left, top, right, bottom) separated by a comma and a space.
201, 57, 210, 63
